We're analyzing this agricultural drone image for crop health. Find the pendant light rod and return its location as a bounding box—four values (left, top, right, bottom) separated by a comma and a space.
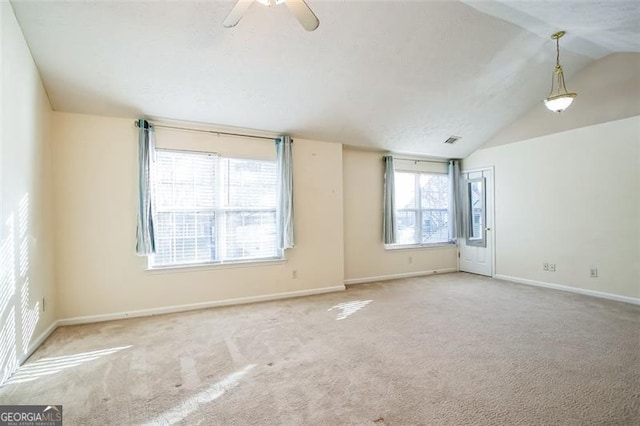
552, 31, 565, 65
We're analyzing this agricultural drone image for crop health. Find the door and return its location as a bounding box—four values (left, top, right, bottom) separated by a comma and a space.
459, 168, 493, 276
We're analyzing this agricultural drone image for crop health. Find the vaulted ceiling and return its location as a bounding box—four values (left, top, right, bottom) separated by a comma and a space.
11, 0, 640, 158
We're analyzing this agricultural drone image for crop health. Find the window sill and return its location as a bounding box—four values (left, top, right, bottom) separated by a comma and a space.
385, 242, 457, 251
145, 258, 286, 274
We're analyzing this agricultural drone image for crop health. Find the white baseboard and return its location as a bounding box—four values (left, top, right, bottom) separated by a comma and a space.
22, 320, 59, 363
494, 274, 640, 306
58, 285, 346, 326
2, 320, 60, 386
344, 268, 458, 285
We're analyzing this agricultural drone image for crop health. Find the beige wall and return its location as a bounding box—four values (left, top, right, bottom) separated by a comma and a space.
342, 148, 458, 282
1, 2, 56, 383
484, 53, 640, 149
52, 112, 344, 319
464, 116, 640, 299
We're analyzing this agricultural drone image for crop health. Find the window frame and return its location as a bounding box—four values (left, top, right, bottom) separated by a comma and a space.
147, 149, 284, 270
386, 169, 455, 250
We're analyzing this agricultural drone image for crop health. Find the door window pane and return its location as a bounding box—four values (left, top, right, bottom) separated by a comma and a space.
469, 180, 484, 240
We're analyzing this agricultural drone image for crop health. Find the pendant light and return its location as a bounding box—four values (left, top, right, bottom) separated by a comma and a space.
544, 31, 577, 113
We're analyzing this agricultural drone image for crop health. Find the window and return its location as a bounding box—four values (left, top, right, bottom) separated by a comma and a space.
393, 171, 450, 245
150, 150, 281, 268
466, 177, 486, 247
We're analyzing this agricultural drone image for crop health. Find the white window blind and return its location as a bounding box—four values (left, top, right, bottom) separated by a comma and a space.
150, 150, 280, 268
394, 171, 450, 245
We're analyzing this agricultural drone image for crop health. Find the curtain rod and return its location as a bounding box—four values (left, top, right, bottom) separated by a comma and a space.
393, 157, 450, 164
134, 121, 277, 142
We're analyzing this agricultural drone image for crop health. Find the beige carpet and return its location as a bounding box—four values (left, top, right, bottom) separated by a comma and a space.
1, 273, 639, 425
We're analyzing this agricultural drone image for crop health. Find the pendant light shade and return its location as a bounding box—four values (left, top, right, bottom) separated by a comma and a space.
544, 94, 576, 112
544, 31, 577, 113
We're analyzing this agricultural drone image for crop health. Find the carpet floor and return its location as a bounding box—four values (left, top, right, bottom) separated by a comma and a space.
0, 273, 639, 425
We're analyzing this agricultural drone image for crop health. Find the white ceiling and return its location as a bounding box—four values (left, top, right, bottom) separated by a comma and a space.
11, 0, 640, 158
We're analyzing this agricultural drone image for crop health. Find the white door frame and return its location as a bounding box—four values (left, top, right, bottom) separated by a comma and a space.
459, 166, 496, 277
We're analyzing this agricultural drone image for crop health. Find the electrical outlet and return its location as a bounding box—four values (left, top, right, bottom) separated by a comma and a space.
590, 268, 598, 278
408, 256, 413, 264
42, 297, 46, 312
549, 264, 556, 272
543, 262, 549, 271
292, 270, 297, 279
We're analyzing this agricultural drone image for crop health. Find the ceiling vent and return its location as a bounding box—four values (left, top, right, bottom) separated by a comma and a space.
444, 136, 461, 144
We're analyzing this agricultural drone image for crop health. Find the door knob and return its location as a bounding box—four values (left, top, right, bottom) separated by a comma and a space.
485, 227, 491, 231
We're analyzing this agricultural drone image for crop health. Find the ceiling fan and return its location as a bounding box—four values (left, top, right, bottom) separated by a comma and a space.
223, 0, 319, 31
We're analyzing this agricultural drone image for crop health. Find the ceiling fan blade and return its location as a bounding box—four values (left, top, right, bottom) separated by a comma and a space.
285, 0, 319, 31
223, 0, 254, 28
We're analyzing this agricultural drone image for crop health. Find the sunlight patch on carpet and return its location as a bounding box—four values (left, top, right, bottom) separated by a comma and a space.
3, 345, 132, 386
328, 300, 372, 320
143, 364, 256, 426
